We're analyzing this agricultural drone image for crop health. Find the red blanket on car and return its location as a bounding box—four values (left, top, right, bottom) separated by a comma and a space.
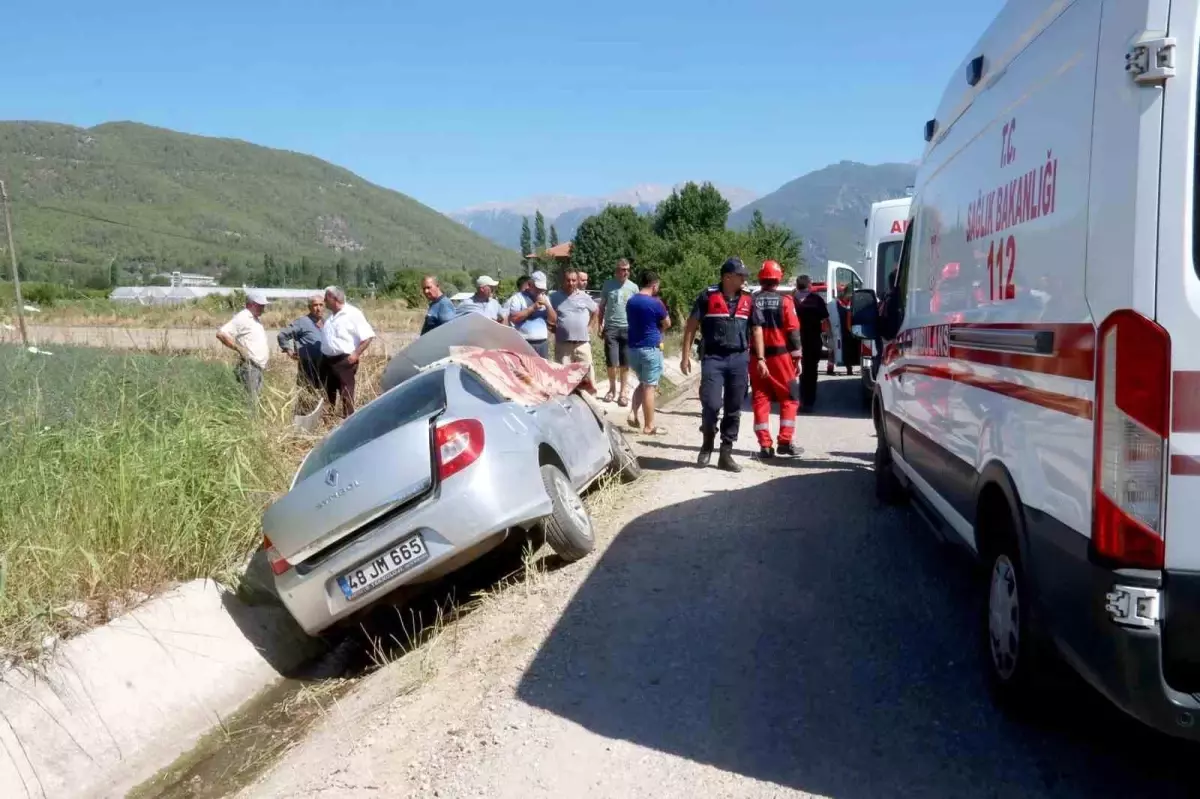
442, 346, 594, 406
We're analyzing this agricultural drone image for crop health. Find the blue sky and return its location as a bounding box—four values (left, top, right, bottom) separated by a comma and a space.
6, 0, 1002, 211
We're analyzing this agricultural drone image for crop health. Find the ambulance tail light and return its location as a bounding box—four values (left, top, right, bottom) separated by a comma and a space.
1091, 310, 1171, 570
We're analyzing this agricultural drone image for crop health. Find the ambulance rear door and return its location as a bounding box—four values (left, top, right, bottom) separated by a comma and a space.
825, 261, 864, 368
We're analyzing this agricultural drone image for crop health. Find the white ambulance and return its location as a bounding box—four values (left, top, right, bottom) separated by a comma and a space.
857, 197, 912, 397
855, 0, 1200, 741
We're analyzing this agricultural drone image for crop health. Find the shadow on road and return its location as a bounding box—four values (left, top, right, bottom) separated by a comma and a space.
515, 468, 1193, 797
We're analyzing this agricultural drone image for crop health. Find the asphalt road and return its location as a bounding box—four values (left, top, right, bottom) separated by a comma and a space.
239, 371, 1196, 798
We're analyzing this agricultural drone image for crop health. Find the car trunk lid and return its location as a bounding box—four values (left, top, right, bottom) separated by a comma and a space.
262, 369, 447, 564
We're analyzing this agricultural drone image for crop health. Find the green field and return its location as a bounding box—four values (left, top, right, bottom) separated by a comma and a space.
0, 345, 292, 657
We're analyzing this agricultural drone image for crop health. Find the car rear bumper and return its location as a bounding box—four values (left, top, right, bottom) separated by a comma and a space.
1024, 507, 1200, 741
275, 448, 551, 636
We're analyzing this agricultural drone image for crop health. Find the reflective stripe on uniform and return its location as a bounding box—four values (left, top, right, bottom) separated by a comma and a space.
780, 419, 795, 427
753, 423, 771, 431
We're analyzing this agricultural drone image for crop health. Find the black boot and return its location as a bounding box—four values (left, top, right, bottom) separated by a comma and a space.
758, 446, 775, 459
718, 444, 741, 473
777, 441, 799, 457
697, 432, 715, 467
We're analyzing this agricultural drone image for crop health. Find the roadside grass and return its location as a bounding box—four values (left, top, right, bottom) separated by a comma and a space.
0, 345, 295, 659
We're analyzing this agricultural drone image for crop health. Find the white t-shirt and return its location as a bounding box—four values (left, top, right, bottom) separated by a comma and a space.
322, 303, 376, 356
219, 308, 269, 369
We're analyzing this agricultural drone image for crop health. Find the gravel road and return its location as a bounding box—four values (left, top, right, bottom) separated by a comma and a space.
236, 374, 1195, 799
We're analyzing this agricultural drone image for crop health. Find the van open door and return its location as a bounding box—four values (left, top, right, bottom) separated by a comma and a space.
824, 261, 864, 374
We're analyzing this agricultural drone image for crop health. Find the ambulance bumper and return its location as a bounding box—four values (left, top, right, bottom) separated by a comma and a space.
1025, 507, 1200, 741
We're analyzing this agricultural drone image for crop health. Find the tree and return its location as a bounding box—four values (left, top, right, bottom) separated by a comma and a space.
745, 209, 803, 276
533, 211, 547, 253
262, 253, 282, 286
108, 258, 120, 288
549, 224, 559, 248
354, 264, 364, 288
335, 257, 349, 288
652, 181, 731, 241
519, 217, 532, 265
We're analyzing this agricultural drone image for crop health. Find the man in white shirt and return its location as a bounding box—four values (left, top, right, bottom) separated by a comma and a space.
320, 285, 376, 417
216, 290, 271, 404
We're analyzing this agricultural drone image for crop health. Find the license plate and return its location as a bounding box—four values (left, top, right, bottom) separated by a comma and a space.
336, 534, 429, 601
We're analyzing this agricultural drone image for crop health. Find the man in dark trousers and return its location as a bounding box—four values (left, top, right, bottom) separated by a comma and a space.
680, 257, 766, 472
793, 274, 830, 412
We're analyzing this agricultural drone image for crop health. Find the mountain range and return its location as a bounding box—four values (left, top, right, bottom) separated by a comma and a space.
730, 160, 917, 267
450, 184, 759, 253
0, 120, 916, 286
0, 121, 521, 284
454, 162, 916, 268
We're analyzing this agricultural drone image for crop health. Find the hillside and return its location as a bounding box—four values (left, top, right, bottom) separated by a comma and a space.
729, 161, 916, 268
0, 121, 521, 285
452, 183, 757, 250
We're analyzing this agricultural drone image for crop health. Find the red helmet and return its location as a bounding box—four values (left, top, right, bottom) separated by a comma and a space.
758, 260, 783, 282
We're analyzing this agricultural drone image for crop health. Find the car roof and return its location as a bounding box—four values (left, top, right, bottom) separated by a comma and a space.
380, 312, 536, 394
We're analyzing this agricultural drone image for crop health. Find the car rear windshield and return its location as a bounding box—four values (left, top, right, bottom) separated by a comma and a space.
296, 369, 447, 483
876, 240, 903, 294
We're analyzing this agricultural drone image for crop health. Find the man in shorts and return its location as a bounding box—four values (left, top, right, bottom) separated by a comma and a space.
624, 271, 671, 435
598, 258, 638, 406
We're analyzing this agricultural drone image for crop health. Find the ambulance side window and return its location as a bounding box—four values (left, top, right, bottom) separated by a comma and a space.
893, 220, 914, 311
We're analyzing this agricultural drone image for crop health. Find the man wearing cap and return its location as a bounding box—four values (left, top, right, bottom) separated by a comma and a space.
505, 270, 556, 358
320, 285, 376, 417
457, 275, 505, 322
420, 275, 457, 335
217, 290, 272, 404
680, 257, 767, 472
277, 293, 326, 397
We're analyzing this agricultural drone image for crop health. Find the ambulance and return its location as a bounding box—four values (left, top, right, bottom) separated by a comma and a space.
857, 197, 912, 398
852, 0, 1200, 741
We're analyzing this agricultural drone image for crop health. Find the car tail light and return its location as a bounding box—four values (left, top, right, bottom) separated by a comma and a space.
861, 341, 872, 357
435, 418, 485, 482
263, 535, 292, 576
1092, 310, 1171, 570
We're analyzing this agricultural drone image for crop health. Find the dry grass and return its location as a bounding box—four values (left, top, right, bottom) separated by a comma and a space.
27, 296, 425, 332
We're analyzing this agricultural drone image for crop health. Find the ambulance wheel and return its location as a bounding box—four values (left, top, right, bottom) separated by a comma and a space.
980, 514, 1051, 715
873, 440, 906, 506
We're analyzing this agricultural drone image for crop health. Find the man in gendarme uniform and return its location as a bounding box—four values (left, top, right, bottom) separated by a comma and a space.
680, 257, 767, 472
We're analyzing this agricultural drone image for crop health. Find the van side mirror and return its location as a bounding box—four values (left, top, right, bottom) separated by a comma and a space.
848, 288, 878, 340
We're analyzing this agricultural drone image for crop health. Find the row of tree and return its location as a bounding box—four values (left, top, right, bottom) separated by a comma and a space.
519, 211, 560, 267
569, 182, 802, 319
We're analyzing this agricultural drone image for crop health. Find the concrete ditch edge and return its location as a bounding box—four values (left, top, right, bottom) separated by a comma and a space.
0, 578, 322, 799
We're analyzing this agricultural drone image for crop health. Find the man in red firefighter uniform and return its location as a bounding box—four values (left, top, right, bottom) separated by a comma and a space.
750, 260, 802, 458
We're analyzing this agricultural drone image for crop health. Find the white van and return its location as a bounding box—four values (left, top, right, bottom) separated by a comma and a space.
858, 198, 912, 396
854, 0, 1200, 741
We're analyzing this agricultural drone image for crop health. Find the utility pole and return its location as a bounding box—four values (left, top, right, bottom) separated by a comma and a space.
0, 180, 29, 348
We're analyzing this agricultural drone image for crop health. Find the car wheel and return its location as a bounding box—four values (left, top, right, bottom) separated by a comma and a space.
873, 439, 906, 505
607, 424, 643, 483
982, 534, 1047, 713
540, 464, 596, 563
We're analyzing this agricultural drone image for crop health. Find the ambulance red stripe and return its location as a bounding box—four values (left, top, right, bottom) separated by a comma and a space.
1172, 455, 1200, 477
890, 362, 1093, 419
1172, 372, 1200, 433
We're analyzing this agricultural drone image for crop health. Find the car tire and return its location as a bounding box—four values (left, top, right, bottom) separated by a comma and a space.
607, 424, 643, 483
540, 464, 596, 563
981, 531, 1049, 714
873, 439, 906, 505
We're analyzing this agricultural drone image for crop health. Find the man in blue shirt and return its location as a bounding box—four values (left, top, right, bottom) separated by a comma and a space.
505, 271, 556, 358
420, 275, 458, 335
456, 275, 505, 322
624, 271, 671, 434
277, 293, 326, 395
